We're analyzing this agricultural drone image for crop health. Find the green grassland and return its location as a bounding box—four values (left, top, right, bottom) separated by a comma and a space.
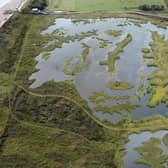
47, 0, 166, 11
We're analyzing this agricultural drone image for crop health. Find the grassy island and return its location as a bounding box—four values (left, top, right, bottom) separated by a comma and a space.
107, 81, 134, 90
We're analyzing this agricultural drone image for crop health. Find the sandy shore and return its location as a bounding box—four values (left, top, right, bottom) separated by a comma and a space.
0, 0, 27, 27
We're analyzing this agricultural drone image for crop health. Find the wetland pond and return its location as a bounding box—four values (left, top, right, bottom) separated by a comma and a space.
30, 18, 168, 122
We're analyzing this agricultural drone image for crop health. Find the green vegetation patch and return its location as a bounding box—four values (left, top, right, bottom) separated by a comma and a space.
94, 103, 138, 114
99, 34, 132, 75
63, 43, 91, 75
89, 91, 129, 104
95, 37, 112, 48
0, 73, 14, 97
135, 137, 168, 168
99, 41, 109, 48
104, 30, 122, 37
0, 107, 10, 136
41, 52, 50, 60
144, 31, 168, 107
107, 81, 134, 90
0, 73, 14, 137
142, 47, 151, 54
148, 86, 168, 107
7, 14, 57, 87
163, 133, 168, 146
130, 20, 143, 27
137, 84, 144, 95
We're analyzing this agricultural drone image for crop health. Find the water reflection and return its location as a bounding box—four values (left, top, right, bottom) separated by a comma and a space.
30, 18, 168, 122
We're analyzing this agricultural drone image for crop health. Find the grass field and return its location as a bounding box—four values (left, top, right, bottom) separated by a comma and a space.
47, 0, 166, 11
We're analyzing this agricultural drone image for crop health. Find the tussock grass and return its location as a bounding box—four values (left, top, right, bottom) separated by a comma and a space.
107, 81, 134, 90
104, 30, 122, 37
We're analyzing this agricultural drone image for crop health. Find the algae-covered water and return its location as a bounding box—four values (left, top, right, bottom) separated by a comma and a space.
30, 18, 168, 122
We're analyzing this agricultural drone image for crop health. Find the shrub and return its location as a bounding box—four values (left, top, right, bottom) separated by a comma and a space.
139, 4, 164, 11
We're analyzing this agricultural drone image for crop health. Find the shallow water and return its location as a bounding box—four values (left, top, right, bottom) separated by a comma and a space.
124, 130, 168, 168
30, 18, 168, 122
